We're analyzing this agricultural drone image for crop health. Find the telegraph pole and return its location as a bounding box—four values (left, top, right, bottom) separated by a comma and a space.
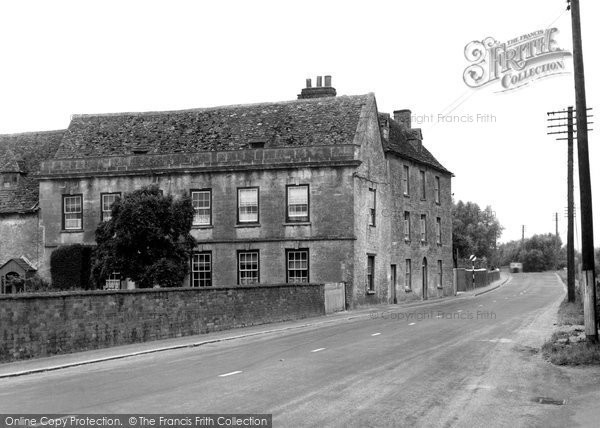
570, 0, 597, 342
547, 105, 589, 302
555, 212, 559, 271
567, 107, 575, 302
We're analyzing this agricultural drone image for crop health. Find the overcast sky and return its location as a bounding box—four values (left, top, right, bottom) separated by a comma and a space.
1, 0, 598, 248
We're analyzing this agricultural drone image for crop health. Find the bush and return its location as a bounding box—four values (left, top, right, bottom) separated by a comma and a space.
50, 244, 94, 290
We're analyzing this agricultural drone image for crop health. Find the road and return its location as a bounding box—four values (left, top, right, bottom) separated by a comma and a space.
2, 272, 600, 427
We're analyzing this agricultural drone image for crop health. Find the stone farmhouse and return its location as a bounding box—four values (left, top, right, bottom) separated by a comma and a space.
0, 77, 453, 307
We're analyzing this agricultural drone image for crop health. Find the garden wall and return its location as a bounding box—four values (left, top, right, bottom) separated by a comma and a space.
0, 283, 325, 362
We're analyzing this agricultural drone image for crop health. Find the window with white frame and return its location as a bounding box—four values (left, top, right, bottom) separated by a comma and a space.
287, 249, 309, 283
238, 251, 259, 284
287, 185, 309, 222
191, 190, 211, 226
101, 193, 120, 222
367, 255, 375, 292
420, 214, 427, 242
436, 217, 442, 244
238, 188, 259, 223
434, 176, 441, 204
420, 170, 426, 200
63, 195, 83, 230
404, 211, 411, 241
191, 252, 212, 287
368, 188, 376, 226
437, 260, 443, 287
104, 272, 121, 290
403, 165, 410, 195
405, 259, 412, 289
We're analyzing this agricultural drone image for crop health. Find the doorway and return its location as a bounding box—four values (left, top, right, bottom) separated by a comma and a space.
391, 264, 397, 304
422, 257, 428, 300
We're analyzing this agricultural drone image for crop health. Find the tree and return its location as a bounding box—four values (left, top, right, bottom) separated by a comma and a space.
92, 185, 197, 288
498, 233, 563, 272
452, 200, 503, 264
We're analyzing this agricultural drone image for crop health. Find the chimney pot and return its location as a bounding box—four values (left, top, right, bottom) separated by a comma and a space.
324, 75, 332, 87
306, 78, 312, 88
316, 76, 323, 87
393, 109, 412, 129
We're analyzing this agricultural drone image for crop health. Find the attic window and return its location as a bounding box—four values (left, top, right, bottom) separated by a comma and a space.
2, 173, 19, 188
248, 141, 265, 149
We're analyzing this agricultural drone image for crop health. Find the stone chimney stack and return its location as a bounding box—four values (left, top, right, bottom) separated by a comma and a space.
298, 75, 337, 99
393, 109, 412, 129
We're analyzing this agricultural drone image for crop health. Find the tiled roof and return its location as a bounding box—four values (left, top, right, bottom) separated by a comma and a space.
0, 257, 37, 272
382, 114, 451, 174
0, 130, 65, 213
54, 95, 373, 159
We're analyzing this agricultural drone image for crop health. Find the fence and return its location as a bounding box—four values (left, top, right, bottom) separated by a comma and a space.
453, 268, 501, 292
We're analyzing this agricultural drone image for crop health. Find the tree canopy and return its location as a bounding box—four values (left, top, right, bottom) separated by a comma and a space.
452, 200, 503, 265
92, 185, 197, 288
498, 233, 563, 272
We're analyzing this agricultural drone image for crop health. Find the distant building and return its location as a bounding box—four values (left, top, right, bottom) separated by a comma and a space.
0, 130, 64, 289
2, 77, 453, 306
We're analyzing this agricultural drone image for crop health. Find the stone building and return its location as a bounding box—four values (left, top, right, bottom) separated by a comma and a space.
5, 77, 452, 305
0, 130, 64, 282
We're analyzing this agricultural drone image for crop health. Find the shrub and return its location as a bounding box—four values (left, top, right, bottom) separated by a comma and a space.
50, 244, 94, 290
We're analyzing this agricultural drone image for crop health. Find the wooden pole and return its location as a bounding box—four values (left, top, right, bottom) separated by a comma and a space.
570, 0, 597, 342
567, 106, 576, 302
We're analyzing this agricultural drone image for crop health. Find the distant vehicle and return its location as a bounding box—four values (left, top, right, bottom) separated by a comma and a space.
510, 262, 523, 273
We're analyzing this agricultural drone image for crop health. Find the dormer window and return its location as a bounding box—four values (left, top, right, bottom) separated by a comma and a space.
248, 140, 265, 149
2, 173, 18, 188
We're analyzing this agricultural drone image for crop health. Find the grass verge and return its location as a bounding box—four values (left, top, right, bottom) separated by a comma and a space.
542, 331, 600, 365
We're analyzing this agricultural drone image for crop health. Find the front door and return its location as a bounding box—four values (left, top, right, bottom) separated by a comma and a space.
422, 257, 428, 300
391, 264, 397, 304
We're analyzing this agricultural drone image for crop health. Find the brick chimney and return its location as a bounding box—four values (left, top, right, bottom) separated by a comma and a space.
393, 109, 412, 128
298, 75, 337, 99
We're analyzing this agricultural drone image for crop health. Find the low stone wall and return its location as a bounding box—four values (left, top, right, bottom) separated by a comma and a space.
454, 269, 500, 292
0, 283, 325, 362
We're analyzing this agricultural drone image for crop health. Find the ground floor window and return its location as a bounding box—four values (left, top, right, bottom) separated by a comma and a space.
367, 255, 375, 292
191, 252, 212, 287
287, 249, 309, 283
238, 251, 259, 284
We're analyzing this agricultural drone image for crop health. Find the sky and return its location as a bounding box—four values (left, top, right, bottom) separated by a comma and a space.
0, 0, 598, 248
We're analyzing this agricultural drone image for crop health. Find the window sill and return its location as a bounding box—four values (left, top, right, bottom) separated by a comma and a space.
283, 222, 311, 226
61, 229, 83, 233
235, 223, 261, 228
404, 239, 411, 244
404, 287, 412, 292
421, 240, 428, 245
404, 194, 410, 198
366, 290, 376, 295
192, 225, 214, 230
436, 285, 444, 290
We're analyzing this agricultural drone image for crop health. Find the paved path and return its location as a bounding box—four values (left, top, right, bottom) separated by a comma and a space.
3, 273, 598, 427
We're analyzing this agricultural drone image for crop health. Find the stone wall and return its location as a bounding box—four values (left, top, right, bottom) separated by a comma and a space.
0, 283, 325, 362
0, 212, 40, 268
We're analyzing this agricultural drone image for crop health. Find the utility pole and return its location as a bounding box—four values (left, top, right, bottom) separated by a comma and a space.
521, 225, 525, 248
555, 212, 559, 271
547, 106, 583, 302
570, 0, 597, 342
567, 107, 575, 302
